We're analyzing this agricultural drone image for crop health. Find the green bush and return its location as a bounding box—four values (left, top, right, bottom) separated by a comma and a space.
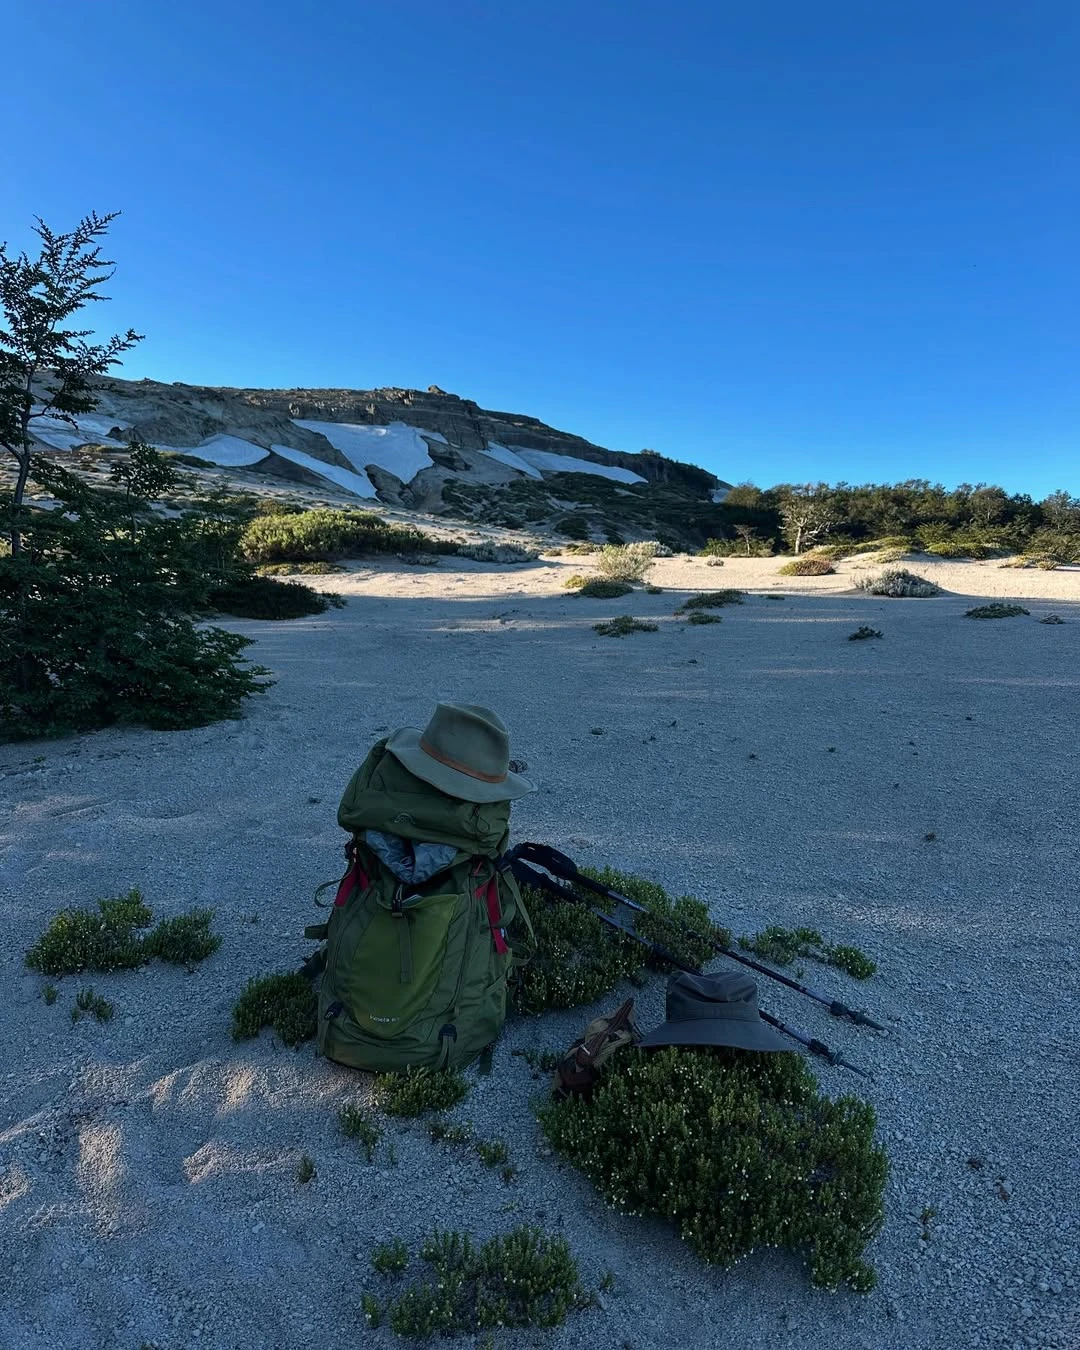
594, 542, 657, 584
562, 573, 589, 589
848, 626, 883, 641
593, 615, 657, 637
209, 575, 343, 619
255, 561, 345, 576
365, 1226, 588, 1336
676, 590, 745, 613
854, 568, 941, 598
556, 515, 591, 541
778, 555, 835, 576
738, 925, 876, 979
374, 1067, 469, 1117
686, 611, 722, 625
71, 987, 114, 1024
231, 972, 318, 1046
574, 579, 633, 599
538, 1047, 886, 1292
965, 603, 1030, 619
25, 892, 220, 976
239, 508, 455, 564
339, 1105, 382, 1161
372, 1239, 410, 1275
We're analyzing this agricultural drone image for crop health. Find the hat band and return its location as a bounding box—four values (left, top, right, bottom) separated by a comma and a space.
419, 737, 508, 785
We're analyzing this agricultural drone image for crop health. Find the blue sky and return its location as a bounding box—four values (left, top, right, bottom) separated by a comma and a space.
2, 1, 1076, 497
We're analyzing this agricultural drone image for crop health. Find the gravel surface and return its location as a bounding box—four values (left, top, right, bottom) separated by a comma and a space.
1, 564, 1078, 1350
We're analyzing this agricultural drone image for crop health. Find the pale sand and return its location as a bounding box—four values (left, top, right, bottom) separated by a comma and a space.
1, 554, 1078, 1349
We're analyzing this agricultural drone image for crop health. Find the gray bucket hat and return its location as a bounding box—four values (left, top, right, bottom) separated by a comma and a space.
638, 971, 790, 1053
386, 702, 535, 804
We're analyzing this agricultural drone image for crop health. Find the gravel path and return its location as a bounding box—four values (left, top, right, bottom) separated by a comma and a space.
1, 569, 1078, 1350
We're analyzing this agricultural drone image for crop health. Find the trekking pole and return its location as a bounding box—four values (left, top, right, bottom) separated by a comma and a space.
511, 858, 872, 1080
510, 842, 884, 1032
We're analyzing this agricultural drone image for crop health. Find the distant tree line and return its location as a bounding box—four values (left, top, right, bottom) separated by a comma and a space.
703, 480, 1080, 560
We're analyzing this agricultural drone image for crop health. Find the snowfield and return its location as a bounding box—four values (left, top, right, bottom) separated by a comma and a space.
292, 420, 437, 485
162, 434, 270, 468
482, 442, 545, 478
28, 411, 130, 451
510, 446, 647, 484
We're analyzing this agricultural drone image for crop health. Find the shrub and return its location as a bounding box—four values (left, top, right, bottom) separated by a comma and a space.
339, 1105, 382, 1161
575, 579, 632, 599
457, 542, 538, 564
778, 555, 835, 576
255, 561, 345, 576
512, 868, 726, 1015
25, 892, 220, 976
594, 542, 657, 584
372, 1239, 410, 1275
239, 508, 454, 563
848, 626, 883, 641
538, 1047, 886, 1292
563, 541, 598, 555
854, 568, 941, 598
428, 1120, 474, 1146
593, 615, 657, 637
686, 611, 721, 625
738, 925, 876, 979
42, 984, 58, 1005
475, 1138, 510, 1169
231, 972, 318, 1046
208, 575, 342, 619
556, 515, 591, 541
965, 603, 1030, 619
367, 1226, 588, 1336
676, 590, 745, 613
1039, 613, 1065, 625
562, 573, 589, 589
71, 987, 114, 1024
374, 1067, 469, 1117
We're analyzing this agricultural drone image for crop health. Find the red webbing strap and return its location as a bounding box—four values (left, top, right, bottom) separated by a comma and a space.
334, 860, 369, 907
483, 876, 509, 955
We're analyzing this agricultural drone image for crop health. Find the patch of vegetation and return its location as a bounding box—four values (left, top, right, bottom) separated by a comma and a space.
297, 1154, 316, 1184
231, 972, 318, 1046
159, 451, 214, 468
645, 584, 663, 594
255, 560, 346, 576
365, 1226, 588, 1336
556, 514, 591, 540
592, 615, 658, 637
1039, 613, 1065, 624
685, 611, 722, 625
848, 626, 883, 641
374, 1067, 470, 1117
964, 603, 1030, 619
512, 868, 727, 1014
778, 555, 836, 576
208, 574, 344, 619
564, 541, 599, 555
562, 573, 588, 589
739, 926, 877, 980
42, 984, 58, 1005
372, 1238, 410, 1275
574, 579, 633, 599
25, 892, 220, 975
676, 589, 745, 613
538, 1046, 886, 1292
854, 569, 941, 598
239, 508, 457, 564
339, 1105, 383, 1160
428, 1119, 474, 1146
71, 987, 114, 1024
456, 541, 538, 564
475, 1138, 510, 1169
594, 542, 657, 584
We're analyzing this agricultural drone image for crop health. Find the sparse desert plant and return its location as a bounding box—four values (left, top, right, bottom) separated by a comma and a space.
374, 1067, 470, 1117
339, 1105, 383, 1160
563, 541, 598, 554
965, 603, 1030, 619
370, 1226, 588, 1336
562, 573, 589, 589
778, 555, 835, 576
372, 1238, 410, 1275
575, 579, 633, 599
231, 972, 318, 1046
592, 615, 658, 637
594, 542, 657, 584
539, 1046, 886, 1292
686, 611, 722, 625
676, 590, 745, 613
71, 987, 114, 1024
457, 541, 538, 563
42, 984, 59, 1005
297, 1155, 316, 1184
848, 626, 883, 641
739, 925, 876, 979
1039, 613, 1065, 624
854, 569, 941, 598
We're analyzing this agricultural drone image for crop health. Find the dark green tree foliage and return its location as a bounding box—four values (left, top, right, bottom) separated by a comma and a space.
539, 1046, 887, 1292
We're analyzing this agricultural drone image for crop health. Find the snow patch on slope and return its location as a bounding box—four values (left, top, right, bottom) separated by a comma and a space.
482, 443, 544, 479
29, 411, 130, 451
293, 420, 435, 483
270, 444, 376, 498
509, 447, 647, 485
162, 434, 270, 467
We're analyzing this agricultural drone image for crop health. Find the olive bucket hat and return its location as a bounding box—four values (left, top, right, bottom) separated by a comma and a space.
386, 702, 536, 804
638, 971, 790, 1053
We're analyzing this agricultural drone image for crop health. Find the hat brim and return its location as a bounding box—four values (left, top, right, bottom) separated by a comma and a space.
386, 727, 536, 804
638, 1017, 791, 1054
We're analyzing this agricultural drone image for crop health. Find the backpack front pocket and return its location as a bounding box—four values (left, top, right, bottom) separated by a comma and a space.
340, 890, 459, 1039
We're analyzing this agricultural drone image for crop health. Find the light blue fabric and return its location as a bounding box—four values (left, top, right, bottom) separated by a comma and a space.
365, 830, 459, 884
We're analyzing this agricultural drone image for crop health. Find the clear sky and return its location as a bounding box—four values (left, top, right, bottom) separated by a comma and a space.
3, 1, 1076, 497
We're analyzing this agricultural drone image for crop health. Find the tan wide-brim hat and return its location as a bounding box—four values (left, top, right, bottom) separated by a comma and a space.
386, 702, 536, 804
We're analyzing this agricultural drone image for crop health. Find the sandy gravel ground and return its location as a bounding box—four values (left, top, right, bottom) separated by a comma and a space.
1, 555, 1078, 1350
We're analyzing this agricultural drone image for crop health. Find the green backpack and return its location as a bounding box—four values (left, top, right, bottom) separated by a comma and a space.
308, 740, 530, 1073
